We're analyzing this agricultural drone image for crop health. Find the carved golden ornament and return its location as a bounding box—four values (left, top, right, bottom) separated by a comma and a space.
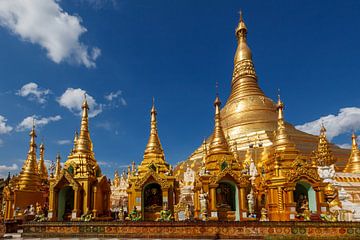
286, 156, 321, 183
313, 126, 336, 166
232, 60, 257, 80
50, 169, 81, 192
134, 169, 169, 189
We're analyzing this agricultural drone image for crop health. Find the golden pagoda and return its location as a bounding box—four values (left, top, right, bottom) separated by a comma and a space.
3, 123, 47, 220
48, 95, 111, 221
38, 142, 49, 183
193, 94, 248, 221
127, 100, 175, 220
343, 133, 360, 173
177, 12, 349, 175
173, 13, 341, 221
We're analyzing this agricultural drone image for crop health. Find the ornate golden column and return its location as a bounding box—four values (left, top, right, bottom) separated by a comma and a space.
72, 189, 80, 219
92, 186, 98, 217
194, 189, 199, 219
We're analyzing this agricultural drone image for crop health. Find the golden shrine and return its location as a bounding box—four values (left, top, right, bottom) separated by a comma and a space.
3, 124, 48, 220
47, 96, 111, 221
127, 100, 176, 221
167, 13, 360, 222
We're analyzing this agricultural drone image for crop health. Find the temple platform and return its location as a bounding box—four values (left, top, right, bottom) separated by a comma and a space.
21, 221, 360, 239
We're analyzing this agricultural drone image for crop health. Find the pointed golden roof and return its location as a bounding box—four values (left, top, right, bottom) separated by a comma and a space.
17, 123, 41, 190
38, 142, 48, 181
65, 94, 100, 177
73, 95, 94, 155
72, 131, 78, 153
55, 153, 62, 178
273, 94, 296, 152
221, 12, 278, 135
208, 96, 230, 155
313, 125, 336, 166
138, 99, 169, 176
343, 133, 360, 173
144, 98, 164, 156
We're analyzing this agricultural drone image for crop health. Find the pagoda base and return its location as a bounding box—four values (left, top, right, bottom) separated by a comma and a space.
21, 221, 360, 239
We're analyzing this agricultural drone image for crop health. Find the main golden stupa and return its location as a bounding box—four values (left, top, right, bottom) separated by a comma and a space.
174, 13, 349, 175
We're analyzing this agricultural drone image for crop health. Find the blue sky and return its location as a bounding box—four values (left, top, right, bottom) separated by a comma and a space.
0, 0, 360, 179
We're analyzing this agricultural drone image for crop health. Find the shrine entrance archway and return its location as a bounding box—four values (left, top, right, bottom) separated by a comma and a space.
57, 186, 74, 221
216, 181, 239, 221
142, 182, 163, 220
294, 181, 317, 213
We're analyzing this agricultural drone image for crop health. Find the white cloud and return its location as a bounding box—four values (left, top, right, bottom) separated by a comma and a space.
0, 115, 13, 134
16, 82, 50, 104
16, 115, 61, 131
57, 139, 71, 145
0, 163, 18, 178
0, 163, 18, 171
57, 88, 102, 117
104, 90, 127, 107
0, 0, 100, 68
337, 143, 351, 149
296, 107, 360, 141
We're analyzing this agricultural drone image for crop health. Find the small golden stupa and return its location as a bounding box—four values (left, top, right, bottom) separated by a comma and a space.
47, 95, 111, 221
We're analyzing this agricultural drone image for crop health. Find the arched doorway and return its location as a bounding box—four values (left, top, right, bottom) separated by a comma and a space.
143, 182, 162, 220
294, 181, 317, 213
57, 186, 74, 221
216, 181, 239, 221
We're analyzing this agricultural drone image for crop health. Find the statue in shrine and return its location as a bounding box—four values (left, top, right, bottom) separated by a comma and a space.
249, 158, 258, 184
118, 206, 125, 221
35, 202, 43, 215
199, 189, 208, 220
184, 204, 192, 221
157, 203, 173, 221
259, 208, 269, 221
127, 206, 141, 221
29, 205, 35, 215
247, 189, 255, 217
296, 195, 311, 221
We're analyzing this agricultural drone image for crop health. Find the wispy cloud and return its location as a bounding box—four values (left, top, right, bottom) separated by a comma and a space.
57, 88, 102, 118
0, 115, 13, 134
96, 121, 112, 131
16, 82, 50, 104
0, 0, 100, 68
296, 107, 360, 141
56, 139, 71, 145
16, 115, 61, 131
104, 90, 127, 107
0, 163, 18, 178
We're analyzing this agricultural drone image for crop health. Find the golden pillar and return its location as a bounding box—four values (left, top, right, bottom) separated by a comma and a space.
92, 186, 98, 217
194, 189, 199, 219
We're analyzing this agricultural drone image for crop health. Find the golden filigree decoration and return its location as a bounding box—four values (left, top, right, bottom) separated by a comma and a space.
286, 156, 321, 183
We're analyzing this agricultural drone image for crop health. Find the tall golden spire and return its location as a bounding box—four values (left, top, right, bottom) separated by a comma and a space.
73, 94, 93, 154
55, 153, 62, 178
18, 122, 41, 190
138, 98, 169, 176
229, 11, 263, 100
219, 11, 278, 138
313, 124, 336, 166
208, 95, 230, 155
72, 131, 78, 153
344, 133, 360, 173
144, 98, 164, 156
38, 141, 48, 181
273, 94, 294, 150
